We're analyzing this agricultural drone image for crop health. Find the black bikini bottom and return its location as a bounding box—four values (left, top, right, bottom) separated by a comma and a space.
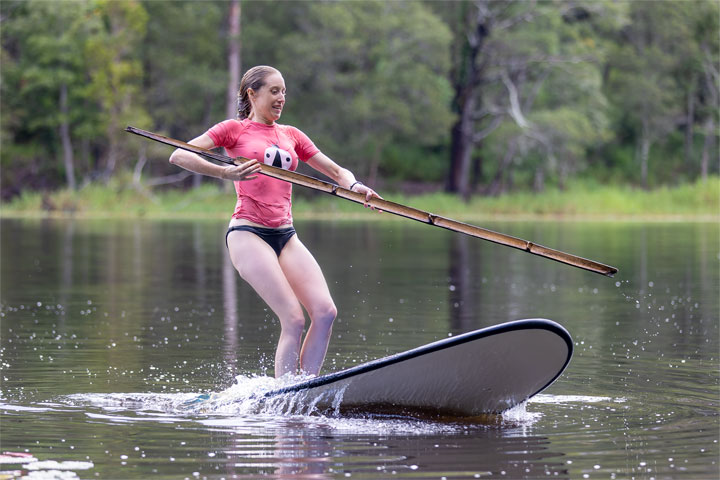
225, 225, 296, 256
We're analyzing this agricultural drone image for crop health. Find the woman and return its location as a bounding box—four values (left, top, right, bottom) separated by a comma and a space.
169, 65, 380, 378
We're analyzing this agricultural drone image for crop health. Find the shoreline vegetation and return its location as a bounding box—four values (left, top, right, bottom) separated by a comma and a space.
1, 177, 718, 222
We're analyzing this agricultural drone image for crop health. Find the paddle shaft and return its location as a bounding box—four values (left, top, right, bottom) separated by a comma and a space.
125, 126, 618, 277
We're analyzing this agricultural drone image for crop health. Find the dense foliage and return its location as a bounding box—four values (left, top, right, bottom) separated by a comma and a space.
1, 0, 717, 200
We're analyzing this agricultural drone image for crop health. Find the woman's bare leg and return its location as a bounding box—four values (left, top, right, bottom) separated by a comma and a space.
227, 230, 306, 377
278, 236, 337, 375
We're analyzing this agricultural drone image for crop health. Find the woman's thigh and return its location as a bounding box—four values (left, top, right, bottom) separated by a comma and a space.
227, 230, 303, 321
278, 235, 335, 316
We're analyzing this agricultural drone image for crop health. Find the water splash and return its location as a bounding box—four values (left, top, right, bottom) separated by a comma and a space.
501, 401, 541, 423
186, 374, 351, 417
63, 373, 351, 418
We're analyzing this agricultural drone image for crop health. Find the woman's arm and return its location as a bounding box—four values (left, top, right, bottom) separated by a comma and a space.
169, 133, 261, 181
306, 152, 381, 203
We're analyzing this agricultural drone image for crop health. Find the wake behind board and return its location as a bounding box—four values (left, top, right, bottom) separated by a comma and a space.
263, 319, 573, 417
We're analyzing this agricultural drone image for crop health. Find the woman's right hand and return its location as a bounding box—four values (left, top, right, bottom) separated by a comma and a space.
222, 159, 262, 181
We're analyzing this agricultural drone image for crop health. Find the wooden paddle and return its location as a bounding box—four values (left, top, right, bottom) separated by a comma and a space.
125, 125, 618, 277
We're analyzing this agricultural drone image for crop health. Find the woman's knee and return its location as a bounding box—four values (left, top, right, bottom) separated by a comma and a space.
280, 311, 306, 337
310, 302, 337, 330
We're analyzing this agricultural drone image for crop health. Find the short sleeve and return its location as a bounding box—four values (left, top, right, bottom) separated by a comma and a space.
206, 120, 238, 148
288, 126, 320, 162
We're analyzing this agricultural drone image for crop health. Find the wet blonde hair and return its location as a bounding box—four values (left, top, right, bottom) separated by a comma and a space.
237, 65, 281, 119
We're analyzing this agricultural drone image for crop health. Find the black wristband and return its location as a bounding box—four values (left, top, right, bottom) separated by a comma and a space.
349, 181, 363, 191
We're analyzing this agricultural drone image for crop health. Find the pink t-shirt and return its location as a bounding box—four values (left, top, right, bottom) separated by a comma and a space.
206, 119, 320, 227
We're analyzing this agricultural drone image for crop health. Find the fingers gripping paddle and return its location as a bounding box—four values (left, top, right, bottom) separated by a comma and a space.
125, 126, 618, 277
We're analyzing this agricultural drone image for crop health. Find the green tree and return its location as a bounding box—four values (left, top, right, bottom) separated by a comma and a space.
140, 0, 226, 139
270, 0, 454, 185
1, 0, 96, 193
685, 0, 719, 180
439, 0, 614, 196
83, 0, 150, 181
135, 0, 227, 186
605, 1, 692, 187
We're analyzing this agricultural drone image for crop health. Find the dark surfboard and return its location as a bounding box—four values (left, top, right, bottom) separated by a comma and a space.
262, 319, 573, 416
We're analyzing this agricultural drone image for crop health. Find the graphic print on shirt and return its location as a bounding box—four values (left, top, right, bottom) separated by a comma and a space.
264, 144, 293, 170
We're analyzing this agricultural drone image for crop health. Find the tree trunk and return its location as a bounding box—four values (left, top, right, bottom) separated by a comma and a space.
448, 94, 476, 199
701, 116, 715, 180
222, 0, 241, 193
640, 120, 650, 188
446, 1, 489, 198
367, 142, 383, 188
471, 151, 483, 193
533, 165, 544, 193
132, 145, 147, 187
700, 44, 718, 180
59, 83, 76, 190
104, 127, 118, 183
484, 140, 516, 196
557, 155, 567, 190
684, 76, 695, 169
80, 137, 92, 187
226, 0, 241, 121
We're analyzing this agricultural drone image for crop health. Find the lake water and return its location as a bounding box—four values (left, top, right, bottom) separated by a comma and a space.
0, 217, 717, 479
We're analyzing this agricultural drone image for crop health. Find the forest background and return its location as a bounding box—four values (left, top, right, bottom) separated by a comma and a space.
1, 0, 718, 217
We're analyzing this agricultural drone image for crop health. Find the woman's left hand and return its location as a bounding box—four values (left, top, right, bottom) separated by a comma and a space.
351, 183, 383, 210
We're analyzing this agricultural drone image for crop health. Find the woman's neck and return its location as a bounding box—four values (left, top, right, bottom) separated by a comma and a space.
248, 113, 274, 125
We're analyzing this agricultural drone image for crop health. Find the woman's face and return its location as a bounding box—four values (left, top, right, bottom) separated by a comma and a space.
249, 72, 286, 124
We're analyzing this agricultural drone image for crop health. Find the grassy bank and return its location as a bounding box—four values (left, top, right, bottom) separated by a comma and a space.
2, 177, 718, 221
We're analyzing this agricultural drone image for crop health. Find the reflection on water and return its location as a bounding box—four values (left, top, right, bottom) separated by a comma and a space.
1, 218, 718, 479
